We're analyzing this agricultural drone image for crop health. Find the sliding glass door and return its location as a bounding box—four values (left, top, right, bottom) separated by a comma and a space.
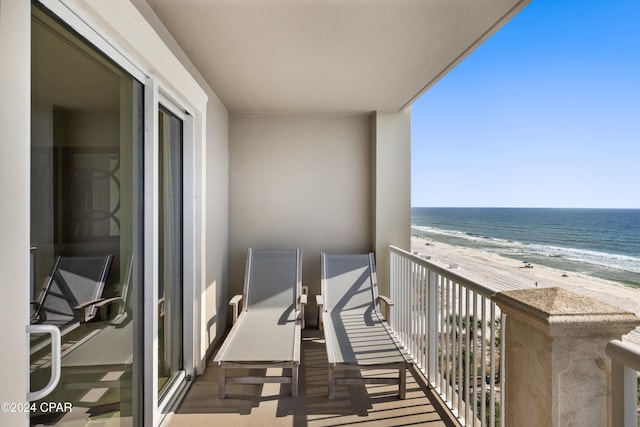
30, 6, 142, 425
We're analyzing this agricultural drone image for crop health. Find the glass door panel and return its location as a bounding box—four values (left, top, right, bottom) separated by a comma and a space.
157, 107, 184, 397
30, 6, 142, 425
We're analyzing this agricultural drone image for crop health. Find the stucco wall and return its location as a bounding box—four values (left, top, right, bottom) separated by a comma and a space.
202, 97, 229, 362
372, 110, 411, 296
229, 113, 372, 325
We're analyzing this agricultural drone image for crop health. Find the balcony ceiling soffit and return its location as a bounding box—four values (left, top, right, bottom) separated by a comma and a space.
144, 0, 529, 114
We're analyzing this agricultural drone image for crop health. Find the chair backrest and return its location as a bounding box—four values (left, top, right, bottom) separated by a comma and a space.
33, 254, 113, 324
321, 253, 378, 314
243, 249, 301, 312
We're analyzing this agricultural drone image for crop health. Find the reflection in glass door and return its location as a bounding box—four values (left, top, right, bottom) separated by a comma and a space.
30, 6, 142, 425
158, 106, 184, 397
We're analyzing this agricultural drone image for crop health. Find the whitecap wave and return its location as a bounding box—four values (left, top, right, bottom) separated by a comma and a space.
412, 225, 640, 274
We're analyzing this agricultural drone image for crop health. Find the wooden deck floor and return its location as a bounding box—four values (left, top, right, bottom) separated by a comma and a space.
167, 329, 457, 427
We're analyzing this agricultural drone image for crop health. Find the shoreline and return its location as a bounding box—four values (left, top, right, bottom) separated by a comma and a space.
410, 235, 640, 344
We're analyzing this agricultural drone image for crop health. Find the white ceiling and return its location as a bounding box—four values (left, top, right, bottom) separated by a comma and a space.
143, 0, 529, 114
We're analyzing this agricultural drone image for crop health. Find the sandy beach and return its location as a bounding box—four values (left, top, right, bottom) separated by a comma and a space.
411, 235, 640, 344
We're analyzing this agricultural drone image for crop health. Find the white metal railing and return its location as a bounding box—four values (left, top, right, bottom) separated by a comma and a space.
389, 246, 505, 427
606, 340, 640, 427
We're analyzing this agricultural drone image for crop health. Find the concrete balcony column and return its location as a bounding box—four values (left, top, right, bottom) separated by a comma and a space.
494, 287, 640, 427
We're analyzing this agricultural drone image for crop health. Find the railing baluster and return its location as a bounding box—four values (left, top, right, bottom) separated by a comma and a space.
439, 273, 445, 395
420, 264, 425, 371
403, 255, 408, 347
428, 269, 435, 381
471, 292, 478, 427
489, 304, 496, 427
481, 295, 487, 427
444, 274, 448, 398
465, 287, 471, 425
500, 311, 506, 427
457, 282, 463, 417
451, 280, 457, 414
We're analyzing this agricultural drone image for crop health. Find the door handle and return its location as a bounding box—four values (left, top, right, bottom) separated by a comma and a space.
26, 324, 61, 401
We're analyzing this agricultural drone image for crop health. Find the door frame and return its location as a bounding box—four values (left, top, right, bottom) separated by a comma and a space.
154, 92, 196, 418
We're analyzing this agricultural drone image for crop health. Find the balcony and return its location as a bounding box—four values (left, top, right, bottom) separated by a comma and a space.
168, 248, 640, 427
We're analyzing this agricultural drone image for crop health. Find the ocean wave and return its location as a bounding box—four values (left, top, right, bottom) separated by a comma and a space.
412, 225, 640, 274
412, 225, 496, 242
526, 243, 640, 274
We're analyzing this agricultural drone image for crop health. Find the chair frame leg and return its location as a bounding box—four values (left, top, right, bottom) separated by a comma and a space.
328, 365, 336, 399
219, 367, 227, 398
292, 365, 299, 397
399, 366, 407, 399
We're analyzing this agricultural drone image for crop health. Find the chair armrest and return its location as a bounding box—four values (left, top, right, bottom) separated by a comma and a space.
377, 295, 394, 306
299, 294, 308, 329
158, 297, 166, 320
93, 296, 122, 307
229, 294, 243, 325
316, 295, 324, 331
377, 295, 394, 321
30, 301, 41, 322
75, 298, 106, 310
74, 298, 105, 322
96, 296, 124, 320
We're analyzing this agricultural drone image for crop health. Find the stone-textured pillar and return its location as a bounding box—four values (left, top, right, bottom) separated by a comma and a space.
494, 287, 640, 427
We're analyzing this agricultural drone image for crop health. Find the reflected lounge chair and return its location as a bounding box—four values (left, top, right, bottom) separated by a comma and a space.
317, 253, 409, 399
31, 255, 113, 328
53, 257, 134, 408
214, 249, 306, 398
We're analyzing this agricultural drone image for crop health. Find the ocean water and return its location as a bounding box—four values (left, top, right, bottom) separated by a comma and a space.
411, 207, 640, 287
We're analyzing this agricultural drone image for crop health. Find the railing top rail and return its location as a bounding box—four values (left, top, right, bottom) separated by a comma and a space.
606, 339, 640, 371
389, 245, 499, 299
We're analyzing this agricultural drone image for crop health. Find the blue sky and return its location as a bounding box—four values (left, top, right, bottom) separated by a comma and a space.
411, 0, 640, 208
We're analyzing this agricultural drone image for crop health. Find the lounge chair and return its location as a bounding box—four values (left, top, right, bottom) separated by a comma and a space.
31, 255, 113, 328
317, 253, 409, 399
214, 249, 306, 398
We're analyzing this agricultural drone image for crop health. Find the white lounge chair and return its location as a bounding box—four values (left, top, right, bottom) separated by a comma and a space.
214, 249, 306, 398
317, 253, 409, 399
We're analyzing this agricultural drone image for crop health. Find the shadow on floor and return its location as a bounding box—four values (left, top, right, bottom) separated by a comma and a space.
168, 329, 458, 427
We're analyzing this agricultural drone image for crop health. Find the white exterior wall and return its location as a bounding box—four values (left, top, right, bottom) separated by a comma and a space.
373, 110, 411, 296
229, 113, 372, 325
202, 99, 229, 362
0, 1, 31, 424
